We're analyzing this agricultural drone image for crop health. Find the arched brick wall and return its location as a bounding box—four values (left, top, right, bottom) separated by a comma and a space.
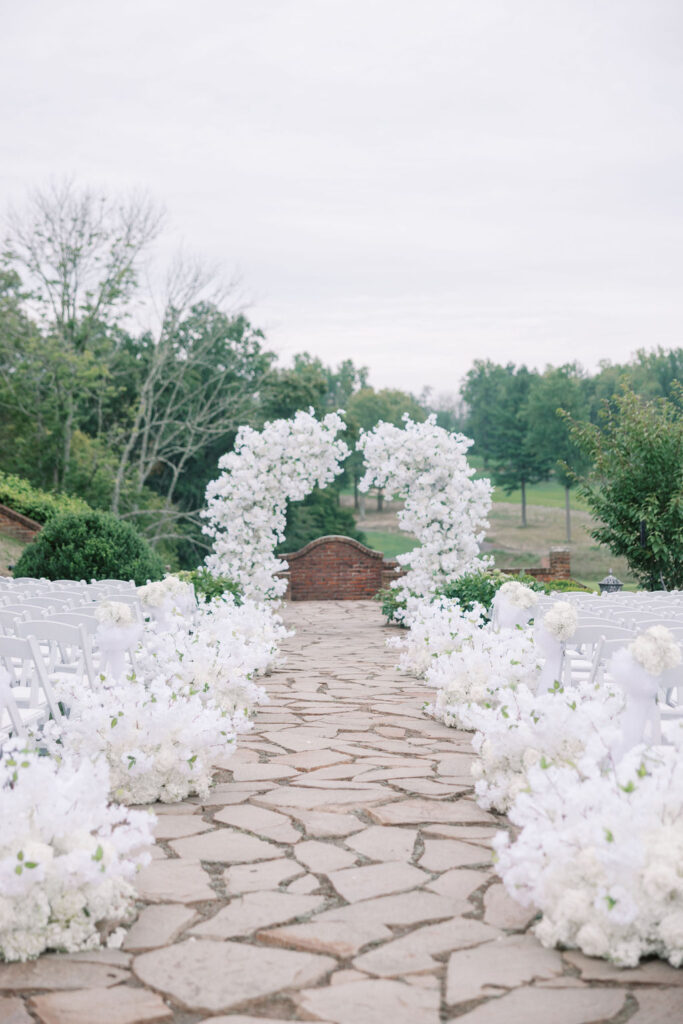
280, 535, 394, 601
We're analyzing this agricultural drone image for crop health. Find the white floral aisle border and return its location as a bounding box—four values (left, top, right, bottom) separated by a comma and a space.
397, 586, 683, 967
358, 415, 492, 610
0, 743, 154, 962
202, 409, 349, 601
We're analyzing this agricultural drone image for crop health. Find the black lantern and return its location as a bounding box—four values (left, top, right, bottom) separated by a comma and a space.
599, 569, 623, 594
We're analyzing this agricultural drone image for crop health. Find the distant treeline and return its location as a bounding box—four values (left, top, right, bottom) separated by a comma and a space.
2, 182, 681, 564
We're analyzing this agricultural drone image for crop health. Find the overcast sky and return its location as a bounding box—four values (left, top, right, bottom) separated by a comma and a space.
3, 0, 683, 395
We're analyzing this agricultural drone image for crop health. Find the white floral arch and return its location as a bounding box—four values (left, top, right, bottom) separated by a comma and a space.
203, 411, 491, 603
203, 410, 349, 601
357, 415, 492, 601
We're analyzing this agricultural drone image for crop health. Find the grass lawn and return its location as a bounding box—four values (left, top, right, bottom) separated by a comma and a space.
362, 530, 417, 558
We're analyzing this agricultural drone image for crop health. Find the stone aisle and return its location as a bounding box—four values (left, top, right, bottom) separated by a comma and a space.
1, 602, 681, 1024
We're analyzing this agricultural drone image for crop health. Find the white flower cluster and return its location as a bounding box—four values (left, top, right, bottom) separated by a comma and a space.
138, 575, 197, 627
463, 681, 623, 812
358, 415, 492, 605
43, 678, 234, 805
399, 590, 683, 968
0, 743, 153, 962
496, 581, 539, 610
495, 746, 683, 967
390, 597, 487, 678
426, 620, 540, 729
95, 601, 134, 626
138, 595, 287, 722
542, 600, 578, 642
203, 410, 349, 601
630, 626, 682, 676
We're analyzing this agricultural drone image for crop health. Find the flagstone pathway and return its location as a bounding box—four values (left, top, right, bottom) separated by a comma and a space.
1, 601, 681, 1024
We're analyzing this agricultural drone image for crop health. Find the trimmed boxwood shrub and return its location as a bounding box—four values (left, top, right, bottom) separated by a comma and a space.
0, 471, 91, 524
13, 511, 165, 585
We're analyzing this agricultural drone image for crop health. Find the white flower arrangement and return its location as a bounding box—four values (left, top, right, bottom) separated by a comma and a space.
137, 580, 168, 609
426, 622, 540, 729
463, 680, 623, 813
136, 595, 286, 721
358, 415, 492, 605
389, 597, 487, 678
43, 678, 234, 804
541, 601, 578, 642
95, 601, 134, 627
0, 743, 153, 962
495, 745, 683, 967
203, 410, 349, 601
630, 626, 682, 677
496, 581, 539, 610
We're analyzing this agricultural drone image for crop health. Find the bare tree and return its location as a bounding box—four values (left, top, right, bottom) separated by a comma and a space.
111, 256, 270, 543
4, 180, 162, 487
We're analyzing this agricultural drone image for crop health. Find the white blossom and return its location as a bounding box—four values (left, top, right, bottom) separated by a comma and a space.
203, 410, 349, 601
358, 415, 492, 606
0, 743, 153, 962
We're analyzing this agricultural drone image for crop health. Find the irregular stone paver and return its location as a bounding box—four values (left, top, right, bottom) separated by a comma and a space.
628, 990, 683, 1021
134, 940, 335, 1013
447, 986, 626, 1023
189, 891, 324, 938
4, 600, 681, 1022
0, 997, 32, 1023
0, 960, 128, 991
152, 814, 211, 840
354, 917, 499, 976
345, 825, 418, 861
295, 838, 358, 872
30, 985, 172, 1024
168, 829, 275, 861
328, 860, 428, 902
223, 857, 304, 893
122, 904, 198, 951
134, 859, 214, 903
419, 838, 491, 871
445, 934, 564, 1003
483, 882, 538, 931
297, 978, 440, 1024
213, 804, 301, 843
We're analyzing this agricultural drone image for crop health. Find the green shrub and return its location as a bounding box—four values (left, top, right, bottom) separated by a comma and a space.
0, 471, 91, 524
14, 511, 165, 584
375, 586, 409, 625
546, 578, 592, 594
438, 569, 548, 617
177, 567, 243, 605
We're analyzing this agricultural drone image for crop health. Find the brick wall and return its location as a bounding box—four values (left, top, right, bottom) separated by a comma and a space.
0, 504, 41, 544
501, 547, 572, 583
280, 535, 390, 601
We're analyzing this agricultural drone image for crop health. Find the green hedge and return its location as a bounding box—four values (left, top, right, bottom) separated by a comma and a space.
13, 511, 165, 585
0, 471, 91, 525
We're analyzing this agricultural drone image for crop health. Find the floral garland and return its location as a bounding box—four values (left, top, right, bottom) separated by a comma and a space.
0, 743, 153, 962
357, 415, 492, 608
203, 410, 349, 601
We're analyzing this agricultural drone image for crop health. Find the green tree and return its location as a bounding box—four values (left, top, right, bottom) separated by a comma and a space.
563, 385, 683, 590
524, 365, 590, 542
463, 362, 550, 526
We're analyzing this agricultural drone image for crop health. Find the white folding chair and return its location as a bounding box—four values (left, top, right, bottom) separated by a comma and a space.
0, 634, 63, 724
15, 620, 98, 689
